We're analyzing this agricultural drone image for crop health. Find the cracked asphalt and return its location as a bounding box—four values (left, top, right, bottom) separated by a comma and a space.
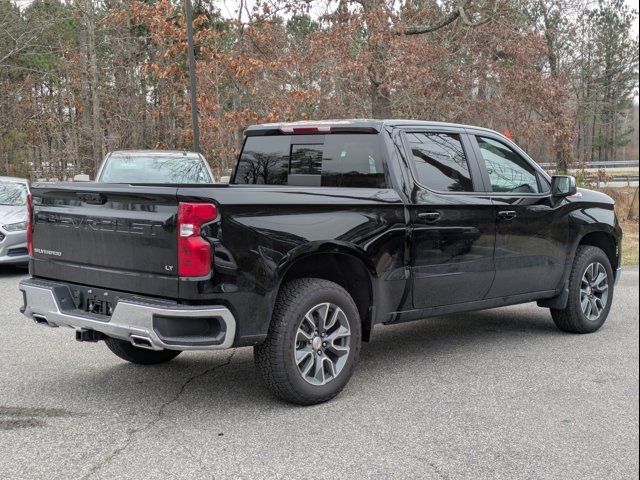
0, 266, 638, 479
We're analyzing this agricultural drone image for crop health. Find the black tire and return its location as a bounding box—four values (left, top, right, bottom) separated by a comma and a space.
254, 278, 362, 405
104, 337, 182, 365
551, 245, 614, 333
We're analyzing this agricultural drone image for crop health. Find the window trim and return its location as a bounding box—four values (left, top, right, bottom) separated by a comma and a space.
399, 128, 486, 195
469, 132, 553, 197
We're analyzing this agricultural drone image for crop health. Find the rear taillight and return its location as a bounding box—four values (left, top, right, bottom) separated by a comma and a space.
177, 202, 217, 277
27, 193, 33, 256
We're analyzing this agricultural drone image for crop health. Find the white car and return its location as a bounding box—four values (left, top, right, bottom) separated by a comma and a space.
75, 150, 214, 184
0, 176, 29, 265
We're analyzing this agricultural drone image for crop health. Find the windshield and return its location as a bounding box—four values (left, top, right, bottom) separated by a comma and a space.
0, 182, 28, 206
100, 154, 212, 184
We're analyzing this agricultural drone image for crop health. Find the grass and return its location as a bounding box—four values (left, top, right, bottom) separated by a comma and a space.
599, 186, 639, 266
621, 222, 639, 266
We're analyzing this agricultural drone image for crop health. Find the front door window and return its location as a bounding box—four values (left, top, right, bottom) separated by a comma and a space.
476, 136, 540, 194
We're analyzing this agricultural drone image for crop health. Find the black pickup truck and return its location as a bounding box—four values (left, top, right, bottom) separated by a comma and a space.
20, 120, 622, 405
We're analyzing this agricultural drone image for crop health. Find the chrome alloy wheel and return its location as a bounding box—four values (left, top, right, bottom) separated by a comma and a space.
294, 303, 351, 386
580, 262, 609, 321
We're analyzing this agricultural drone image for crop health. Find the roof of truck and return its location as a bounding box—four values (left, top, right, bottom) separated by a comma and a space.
244, 119, 502, 136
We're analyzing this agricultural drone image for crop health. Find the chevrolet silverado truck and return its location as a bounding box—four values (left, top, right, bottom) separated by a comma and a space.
19, 120, 622, 405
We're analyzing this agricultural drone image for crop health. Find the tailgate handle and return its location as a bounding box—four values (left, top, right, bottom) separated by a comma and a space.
77, 192, 106, 205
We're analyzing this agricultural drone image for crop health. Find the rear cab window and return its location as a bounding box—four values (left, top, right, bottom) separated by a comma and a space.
232, 134, 386, 188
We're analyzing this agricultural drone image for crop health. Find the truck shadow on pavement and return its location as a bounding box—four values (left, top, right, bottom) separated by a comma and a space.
42, 306, 563, 414
0, 265, 28, 278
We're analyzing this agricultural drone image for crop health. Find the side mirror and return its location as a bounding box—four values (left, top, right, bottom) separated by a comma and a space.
73, 174, 91, 182
551, 175, 577, 197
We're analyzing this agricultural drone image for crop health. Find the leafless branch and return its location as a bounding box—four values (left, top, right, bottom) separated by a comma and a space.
400, 0, 499, 35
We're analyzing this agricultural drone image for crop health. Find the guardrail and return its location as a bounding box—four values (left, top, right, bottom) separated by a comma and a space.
539, 160, 639, 169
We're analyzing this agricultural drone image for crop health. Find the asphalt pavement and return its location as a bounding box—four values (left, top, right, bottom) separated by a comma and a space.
0, 266, 638, 479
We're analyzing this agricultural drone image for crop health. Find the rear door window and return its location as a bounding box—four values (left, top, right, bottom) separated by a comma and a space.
233, 134, 386, 188
406, 132, 474, 192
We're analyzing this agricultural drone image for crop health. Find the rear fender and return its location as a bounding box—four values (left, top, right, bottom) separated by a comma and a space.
274, 241, 378, 340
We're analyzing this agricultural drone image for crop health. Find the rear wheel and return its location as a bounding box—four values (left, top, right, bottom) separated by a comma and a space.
551, 245, 614, 333
254, 278, 361, 405
104, 337, 182, 365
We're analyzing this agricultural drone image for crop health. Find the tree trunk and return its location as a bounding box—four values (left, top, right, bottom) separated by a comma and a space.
77, 0, 93, 174
363, 0, 393, 119
85, 0, 102, 173
628, 186, 639, 221
369, 74, 392, 118
543, 10, 572, 172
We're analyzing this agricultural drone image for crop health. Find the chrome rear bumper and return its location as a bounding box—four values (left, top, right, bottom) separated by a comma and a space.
19, 278, 236, 351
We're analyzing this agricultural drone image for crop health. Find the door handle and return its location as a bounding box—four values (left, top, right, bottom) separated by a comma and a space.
498, 210, 517, 220
417, 212, 441, 223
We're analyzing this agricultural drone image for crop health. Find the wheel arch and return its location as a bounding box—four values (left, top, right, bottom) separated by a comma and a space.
577, 230, 619, 271
275, 244, 377, 341
539, 227, 620, 310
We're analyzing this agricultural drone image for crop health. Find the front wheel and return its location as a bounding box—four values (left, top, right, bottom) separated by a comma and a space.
254, 278, 362, 405
551, 245, 614, 333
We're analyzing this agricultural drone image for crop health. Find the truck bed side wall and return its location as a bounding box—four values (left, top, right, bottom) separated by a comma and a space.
177, 186, 408, 346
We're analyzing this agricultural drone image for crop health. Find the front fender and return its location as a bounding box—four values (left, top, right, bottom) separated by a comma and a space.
540, 201, 621, 310
568, 206, 620, 263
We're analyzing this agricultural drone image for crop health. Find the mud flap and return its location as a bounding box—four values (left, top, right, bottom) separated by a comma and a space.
537, 287, 569, 309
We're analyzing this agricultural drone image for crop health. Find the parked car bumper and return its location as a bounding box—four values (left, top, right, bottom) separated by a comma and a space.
0, 228, 28, 264
19, 278, 236, 351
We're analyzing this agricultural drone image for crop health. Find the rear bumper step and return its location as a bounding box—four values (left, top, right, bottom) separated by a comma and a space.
19, 278, 236, 351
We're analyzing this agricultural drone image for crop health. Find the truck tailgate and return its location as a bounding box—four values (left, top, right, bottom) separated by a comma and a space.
30, 183, 180, 298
